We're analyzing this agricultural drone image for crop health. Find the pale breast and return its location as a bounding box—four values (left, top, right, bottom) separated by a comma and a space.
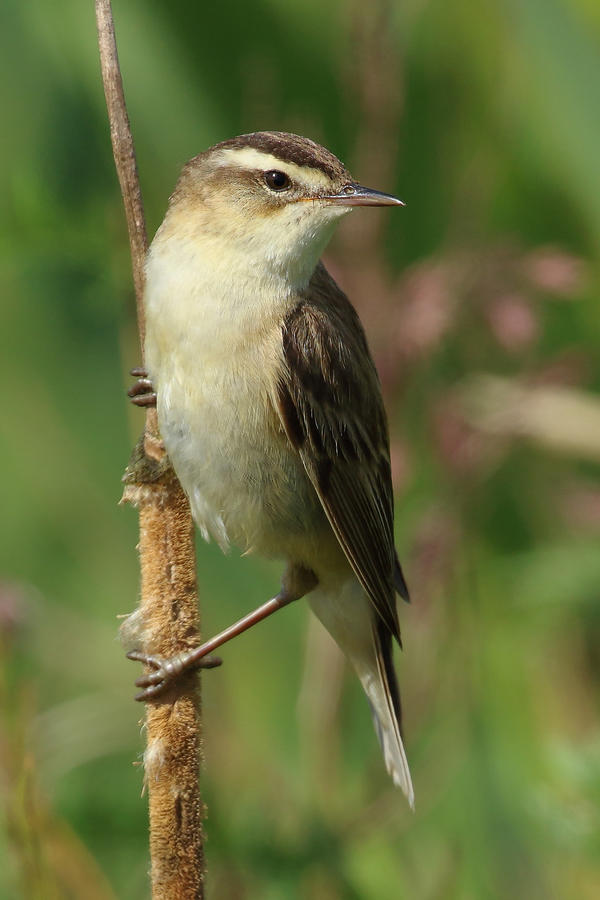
157, 342, 326, 558
144, 270, 322, 557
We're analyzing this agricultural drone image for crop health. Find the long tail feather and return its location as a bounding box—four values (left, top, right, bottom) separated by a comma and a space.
363, 619, 414, 808
308, 583, 414, 807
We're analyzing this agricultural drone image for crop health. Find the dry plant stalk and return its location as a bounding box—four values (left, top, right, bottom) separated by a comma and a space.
95, 1, 206, 896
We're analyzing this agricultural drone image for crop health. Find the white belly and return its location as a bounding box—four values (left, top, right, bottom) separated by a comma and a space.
158, 359, 321, 556
146, 318, 325, 561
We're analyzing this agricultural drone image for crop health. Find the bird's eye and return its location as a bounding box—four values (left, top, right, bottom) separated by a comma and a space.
264, 170, 291, 191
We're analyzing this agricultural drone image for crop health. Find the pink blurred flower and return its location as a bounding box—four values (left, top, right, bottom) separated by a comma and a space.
394, 262, 456, 358
522, 247, 586, 297
486, 293, 540, 352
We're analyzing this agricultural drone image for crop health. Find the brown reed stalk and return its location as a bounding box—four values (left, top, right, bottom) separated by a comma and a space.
95, 2, 207, 895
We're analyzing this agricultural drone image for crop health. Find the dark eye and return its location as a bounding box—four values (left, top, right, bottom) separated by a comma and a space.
264, 170, 291, 191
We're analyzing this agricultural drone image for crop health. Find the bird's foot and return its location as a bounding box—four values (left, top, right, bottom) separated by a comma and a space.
128, 366, 157, 408
127, 578, 309, 701
126, 649, 222, 702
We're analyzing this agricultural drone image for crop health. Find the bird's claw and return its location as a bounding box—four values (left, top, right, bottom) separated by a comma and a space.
126, 649, 223, 702
128, 366, 157, 408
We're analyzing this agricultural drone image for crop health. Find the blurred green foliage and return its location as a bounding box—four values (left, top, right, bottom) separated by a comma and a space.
1, 0, 599, 897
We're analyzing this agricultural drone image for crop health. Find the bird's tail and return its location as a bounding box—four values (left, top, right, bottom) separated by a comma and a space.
362, 619, 414, 808
308, 584, 414, 808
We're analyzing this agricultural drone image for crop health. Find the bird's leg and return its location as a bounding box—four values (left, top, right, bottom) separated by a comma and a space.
128, 365, 157, 408
128, 593, 293, 701
127, 565, 317, 702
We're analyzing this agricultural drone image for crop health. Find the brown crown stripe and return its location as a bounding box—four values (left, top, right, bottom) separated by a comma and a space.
212, 132, 348, 181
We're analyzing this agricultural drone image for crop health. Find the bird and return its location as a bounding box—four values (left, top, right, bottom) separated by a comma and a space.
129, 131, 414, 807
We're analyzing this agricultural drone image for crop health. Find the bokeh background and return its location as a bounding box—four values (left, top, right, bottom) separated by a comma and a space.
1, 0, 600, 897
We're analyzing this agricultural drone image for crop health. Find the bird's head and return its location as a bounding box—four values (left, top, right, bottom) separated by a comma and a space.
165, 131, 404, 286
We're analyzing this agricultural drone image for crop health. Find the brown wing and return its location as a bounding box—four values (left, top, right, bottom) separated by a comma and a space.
275, 264, 407, 644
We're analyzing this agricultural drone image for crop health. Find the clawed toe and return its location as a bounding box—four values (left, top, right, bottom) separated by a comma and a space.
126, 649, 161, 666
128, 378, 153, 396
126, 649, 223, 701
128, 366, 157, 408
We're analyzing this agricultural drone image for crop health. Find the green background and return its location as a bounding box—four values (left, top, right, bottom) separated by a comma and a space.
1, 0, 599, 897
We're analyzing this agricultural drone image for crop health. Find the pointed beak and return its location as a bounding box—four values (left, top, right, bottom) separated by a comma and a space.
320, 182, 405, 207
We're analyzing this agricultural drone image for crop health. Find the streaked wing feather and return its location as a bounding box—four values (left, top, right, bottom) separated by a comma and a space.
319, 464, 401, 638
394, 551, 410, 603
276, 264, 402, 642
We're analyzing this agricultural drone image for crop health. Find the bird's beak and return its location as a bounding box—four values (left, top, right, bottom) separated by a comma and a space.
320, 182, 405, 207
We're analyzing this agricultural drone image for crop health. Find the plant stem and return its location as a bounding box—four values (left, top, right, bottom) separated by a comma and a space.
95, 2, 206, 896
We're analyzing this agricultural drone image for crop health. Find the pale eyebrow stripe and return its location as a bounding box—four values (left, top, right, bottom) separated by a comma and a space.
216, 147, 333, 190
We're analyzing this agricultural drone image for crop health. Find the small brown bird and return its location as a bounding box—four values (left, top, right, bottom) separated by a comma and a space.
130, 132, 413, 806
